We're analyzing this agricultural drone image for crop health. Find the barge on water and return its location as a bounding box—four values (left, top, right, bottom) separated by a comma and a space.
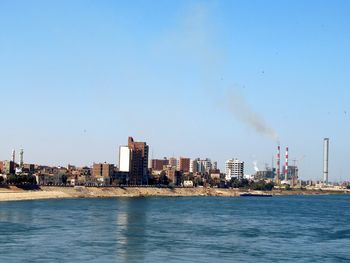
240, 192, 272, 197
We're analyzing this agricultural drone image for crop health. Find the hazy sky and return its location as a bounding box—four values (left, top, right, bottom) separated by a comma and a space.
1, 0, 350, 181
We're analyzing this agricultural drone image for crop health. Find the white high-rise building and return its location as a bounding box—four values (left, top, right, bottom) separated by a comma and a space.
119, 146, 130, 172
190, 158, 199, 173
201, 158, 212, 173
225, 159, 244, 181
190, 158, 217, 174
212, 161, 218, 170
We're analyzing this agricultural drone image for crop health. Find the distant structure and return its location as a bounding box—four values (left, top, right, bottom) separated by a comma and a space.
92, 163, 114, 185
225, 159, 244, 180
284, 146, 289, 181
275, 145, 281, 184
12, 149, 15, 163
168, 157, 178, 169
119, 137, 149, 185
20, 149, 24, 168
150, 158, 169, 171
190, 158, 217, 174
178, 157, 190, 173
323, 138, 329, 185
3, 160, 15, 175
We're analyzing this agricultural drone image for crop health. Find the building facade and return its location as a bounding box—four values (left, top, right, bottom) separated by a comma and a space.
92, 163, 114, 181
225, 159, 244, 181
2, 161, 15, 175
150, 158, 169, 171
178, 157, 190, 173
190, 158, 217, 174
119, 137, 149, 185
168, 157, 178, 169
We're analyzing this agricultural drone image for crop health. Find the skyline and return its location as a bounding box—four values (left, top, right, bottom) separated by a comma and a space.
0, 137, 334, 184
1, 1, 350, 180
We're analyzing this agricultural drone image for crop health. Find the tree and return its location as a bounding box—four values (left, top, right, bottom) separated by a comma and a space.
159, 171, 169, 185
250, 180, 275, 191
61, 174, 68, 185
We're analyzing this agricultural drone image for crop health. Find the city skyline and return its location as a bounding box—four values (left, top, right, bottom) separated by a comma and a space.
1, 1, 350, 180
0, 137, 334, 184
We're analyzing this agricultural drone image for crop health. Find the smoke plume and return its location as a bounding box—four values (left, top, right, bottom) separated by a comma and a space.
253, 161, 260, 172
227, 91, 279, 141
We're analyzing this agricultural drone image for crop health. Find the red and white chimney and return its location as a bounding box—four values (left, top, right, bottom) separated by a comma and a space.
285, 146, 289, 181
276, 145, 280, 179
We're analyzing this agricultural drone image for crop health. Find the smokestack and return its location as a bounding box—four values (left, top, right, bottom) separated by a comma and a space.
285, 146, 289, 181
323, 138, 329, 185
276, 145, 280, 181
20, 149, 24, 168
12, 149, 15, 163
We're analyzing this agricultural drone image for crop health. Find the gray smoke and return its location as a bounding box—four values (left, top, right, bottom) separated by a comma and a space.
227, 92, 279, 141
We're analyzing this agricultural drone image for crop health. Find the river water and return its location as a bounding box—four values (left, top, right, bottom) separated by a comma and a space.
0, 195, 349, 262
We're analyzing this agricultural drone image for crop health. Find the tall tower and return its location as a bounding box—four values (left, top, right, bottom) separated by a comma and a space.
20, 149, 24, 168
12, 149, 15, 163
276, 145, 281, 183
323, 138, 329, 185
284, 146, 289, 181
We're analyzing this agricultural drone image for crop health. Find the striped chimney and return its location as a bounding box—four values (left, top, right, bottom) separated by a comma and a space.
276, 145, 280, 178
285, 146, 289, 181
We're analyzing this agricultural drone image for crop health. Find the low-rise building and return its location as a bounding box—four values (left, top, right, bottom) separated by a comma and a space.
92, 163, 114, 185
150, 158, 169, 171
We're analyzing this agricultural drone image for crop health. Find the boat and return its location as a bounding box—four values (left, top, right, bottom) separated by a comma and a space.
240, 192, 272, 197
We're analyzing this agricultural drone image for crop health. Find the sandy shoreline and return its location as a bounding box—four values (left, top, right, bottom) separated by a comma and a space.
0, 186, 349, 202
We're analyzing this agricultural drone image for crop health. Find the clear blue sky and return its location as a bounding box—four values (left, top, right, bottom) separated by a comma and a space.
1, 0, 350, 181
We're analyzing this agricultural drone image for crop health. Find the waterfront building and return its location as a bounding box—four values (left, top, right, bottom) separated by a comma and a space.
119, 137, 149, 185
212, 161, 218, 170
225, 159, 244, 180
178, 157, 190, 173
190, 158, 217, 174
119, 146, 131, 172
200, 158, 213, 173
150, 158, 169, 171
190, 158, 200, 173
164, 165, 176, 184
3, 161, 15, 175
168, 157, 178, 169
92, 163, 114, 184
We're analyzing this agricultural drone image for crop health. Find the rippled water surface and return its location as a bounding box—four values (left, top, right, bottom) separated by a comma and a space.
1, 195, 350, 262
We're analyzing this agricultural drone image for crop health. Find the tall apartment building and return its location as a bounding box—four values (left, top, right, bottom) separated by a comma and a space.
119, 137, 149, 185
178, 157, 190, 173
150, 158, 169, 171
190, 158, 217, 174
190, 158, 200, 173
225, 159, 244, 181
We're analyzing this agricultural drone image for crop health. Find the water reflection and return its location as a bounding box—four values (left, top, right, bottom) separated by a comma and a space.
115, 198, 148, 263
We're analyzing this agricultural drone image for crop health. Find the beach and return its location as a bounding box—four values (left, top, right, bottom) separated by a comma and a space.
0, 186, 349, 202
